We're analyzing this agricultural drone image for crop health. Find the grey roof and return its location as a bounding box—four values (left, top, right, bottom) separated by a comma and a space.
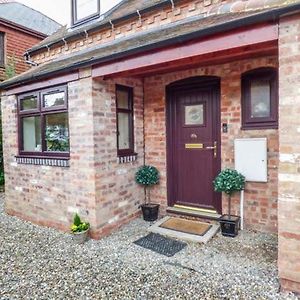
2, 1, 300, 90
28, 0, 166, 53
26, 0, 300, 55
0, 2, 61, 36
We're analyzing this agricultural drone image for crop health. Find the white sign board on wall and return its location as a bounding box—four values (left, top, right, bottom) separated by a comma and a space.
234, 138, 268, 182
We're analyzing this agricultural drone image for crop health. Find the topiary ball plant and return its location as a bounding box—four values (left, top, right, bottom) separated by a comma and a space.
213, 169, 245, 218
135, 165, 159, 204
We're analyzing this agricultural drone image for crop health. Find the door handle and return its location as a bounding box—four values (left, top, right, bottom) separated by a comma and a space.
205, 141, 217, 158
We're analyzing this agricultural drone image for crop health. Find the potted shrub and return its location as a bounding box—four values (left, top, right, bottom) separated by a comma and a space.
71, 213, 90, 244
214, 169, 245, 237
135, 165, 160, 222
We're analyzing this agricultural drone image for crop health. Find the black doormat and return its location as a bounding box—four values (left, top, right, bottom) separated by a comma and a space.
133, 233, 187, 257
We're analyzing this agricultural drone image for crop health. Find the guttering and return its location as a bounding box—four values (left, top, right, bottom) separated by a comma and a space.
2, 3, 300, 90
25, 0, 177, 56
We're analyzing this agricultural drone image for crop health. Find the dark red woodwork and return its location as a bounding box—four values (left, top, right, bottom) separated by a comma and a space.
5, 72, 79, 96
106, 42, 277, 78
17, 85, 70, 158
115, 84, 135, 157
166, 76, 221, 213
241, 67, 278, 130
93, 23, 278, 78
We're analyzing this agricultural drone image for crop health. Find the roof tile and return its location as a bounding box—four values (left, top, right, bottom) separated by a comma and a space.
0, 2, 61, 36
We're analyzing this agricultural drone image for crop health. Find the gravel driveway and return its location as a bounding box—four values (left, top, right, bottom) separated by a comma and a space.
0, 194, 298, 300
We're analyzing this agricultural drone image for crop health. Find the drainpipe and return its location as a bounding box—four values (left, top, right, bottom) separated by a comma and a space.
142, 77, 146, 166
240, 190, 244, 230
142, 77, 146, 203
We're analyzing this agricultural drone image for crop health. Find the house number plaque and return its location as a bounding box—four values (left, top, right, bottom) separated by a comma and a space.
185, 143, 203, 149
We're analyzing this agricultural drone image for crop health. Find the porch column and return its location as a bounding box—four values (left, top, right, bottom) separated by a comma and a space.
278, 14, 300, 294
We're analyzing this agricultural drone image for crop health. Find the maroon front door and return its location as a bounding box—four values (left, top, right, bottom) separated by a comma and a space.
167, 77, 221, 213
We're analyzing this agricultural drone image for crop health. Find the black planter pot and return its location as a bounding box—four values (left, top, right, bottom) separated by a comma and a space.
219, 214, 240, 237
141, 203, 160, 222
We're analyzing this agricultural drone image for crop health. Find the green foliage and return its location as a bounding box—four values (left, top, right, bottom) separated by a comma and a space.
71, 213, 90, 233
213, 169, 245, 195
0, 171, 4, 186
46, 125, 69, 152
73, 213, 81, 226
135, 165, 159, 187
5, 55, 16, 79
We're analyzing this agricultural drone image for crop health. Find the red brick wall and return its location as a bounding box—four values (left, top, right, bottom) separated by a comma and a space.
1, 72, 145, 238
278, 13, 300, 295
144, 56, 278, 233
92, 77, 145, 238
0, 23, 43, 81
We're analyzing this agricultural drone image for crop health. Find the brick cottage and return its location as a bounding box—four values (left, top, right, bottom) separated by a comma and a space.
0, 0, 300, 294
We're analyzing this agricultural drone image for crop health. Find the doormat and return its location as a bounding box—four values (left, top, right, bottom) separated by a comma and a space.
133, 233, 187, 257
159, 217, 212, 236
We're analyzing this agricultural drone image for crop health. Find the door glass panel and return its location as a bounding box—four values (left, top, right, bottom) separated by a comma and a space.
250, 79, 271, 118
116, 89, 129, 109
22, 116, 41, 151
118, 112, 130, 150
20, 96, 38, 111
45, 113, 69, 152
185, 104, 204, 125
43, 92, 65, 108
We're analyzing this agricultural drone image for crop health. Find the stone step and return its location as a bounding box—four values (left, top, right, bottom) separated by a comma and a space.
166, 206, 222, 223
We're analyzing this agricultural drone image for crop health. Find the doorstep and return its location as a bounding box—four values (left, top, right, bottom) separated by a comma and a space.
149, 216, 220, 243
166, 206, 221, 222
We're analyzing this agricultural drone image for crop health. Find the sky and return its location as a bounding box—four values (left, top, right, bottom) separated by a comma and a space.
18, 0, 122, 26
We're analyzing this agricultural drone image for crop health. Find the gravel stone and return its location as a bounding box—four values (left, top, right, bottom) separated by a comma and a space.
0, 194, 299, 300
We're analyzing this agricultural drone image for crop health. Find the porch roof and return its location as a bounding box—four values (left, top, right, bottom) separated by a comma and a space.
1, 3, 299, 90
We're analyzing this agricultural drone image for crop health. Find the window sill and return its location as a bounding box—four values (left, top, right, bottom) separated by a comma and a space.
118, 153, 138, 164
241, 124, 278, 130
15, 156, 70, 167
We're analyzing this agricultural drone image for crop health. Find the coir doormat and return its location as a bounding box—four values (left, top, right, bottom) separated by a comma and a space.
133, 233, 187, 257
159, 217, 212, 236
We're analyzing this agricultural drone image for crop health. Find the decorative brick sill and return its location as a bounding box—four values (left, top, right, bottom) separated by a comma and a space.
118, 154, 138, 164
15, 156, 70, 167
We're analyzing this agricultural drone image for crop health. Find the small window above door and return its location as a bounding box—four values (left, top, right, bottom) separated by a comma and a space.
241, 67, 278, 130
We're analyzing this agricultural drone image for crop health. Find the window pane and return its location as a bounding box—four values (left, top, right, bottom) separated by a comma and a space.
43, 92, 65, 108
22, 116, 41, 152
76, 0, 98, 20
185, 104, 204, 125
250, 80, 271, 118
45, 113, 69, 152
20, 96, 38, 111
118, 112, 130, 150
117, 89, 129, 109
